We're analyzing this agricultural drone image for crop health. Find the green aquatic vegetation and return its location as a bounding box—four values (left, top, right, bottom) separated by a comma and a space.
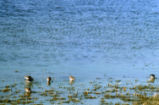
2, 77, 159, 104
33, 104, 43, 105
61, 100, 71, 103
12, 96, 17, 98
12, 94, 37, 104
89, 81, 93, 84
21, 100, 34, 104
93, 85, 102, 91
105, 88, 118, 93
53, 94, 60, 97
119, 95, 136, 102
16, 99, 21, 104
100, 98, 105, 103
94, 91, 101, 95
1, 80, 5, 82
40, 92, 48, 96
11, 83, 17, 88
131, 85, 155, 92
84, 95, 97, 99
104, 93, 136, 102
122, 87, 127, 92
154, 88, 159, 92
45, 89, 54, 93
67, 87, 75, 91
40, 89, 57, 97
71, 98, 80, 102
50, 97, 66, 101
135, 80, 138, 83
19, 95, 31, 100
0, 99, 11, 103
68, 94, 73, 99
131, 94, 159, 105
14, 70, 19, 73
108, 78, 113, 82
83, 91, 92, 96
104, 94, 116, 99
121, 103, 129, 105
33, 97, 39, 101
107, 83, 119, 89
114, 103, 121, 105
15, 90, 21, 94
1, 87, 11, 92
5, 85, 10, 88
115, 80, 121, 83
55, 90, 63, 95
96, 77, 101, 80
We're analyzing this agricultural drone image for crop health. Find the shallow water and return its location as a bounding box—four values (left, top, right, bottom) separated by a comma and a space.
0, 0, 159, 104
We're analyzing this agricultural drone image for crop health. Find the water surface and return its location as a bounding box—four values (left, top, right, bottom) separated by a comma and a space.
0, 0, 159, 104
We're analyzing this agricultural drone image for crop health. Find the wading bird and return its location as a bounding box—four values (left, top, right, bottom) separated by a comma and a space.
148, 74, 156, 83
46, 77, 51, 86
24, 76, 34, 82
69, 75, 75, 84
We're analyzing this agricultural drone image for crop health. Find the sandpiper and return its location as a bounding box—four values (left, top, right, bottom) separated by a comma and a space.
46, 77, 51, 86
69, 75, 75, 84
47, 77, 51, 82
148, 74, 155, 82
24, 76, 34, 82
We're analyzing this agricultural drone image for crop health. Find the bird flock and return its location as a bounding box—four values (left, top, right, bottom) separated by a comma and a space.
24, 74, 155, 95
24, 75, 75, 94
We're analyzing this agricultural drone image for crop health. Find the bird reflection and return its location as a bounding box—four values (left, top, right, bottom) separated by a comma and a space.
25, 88, 31, 96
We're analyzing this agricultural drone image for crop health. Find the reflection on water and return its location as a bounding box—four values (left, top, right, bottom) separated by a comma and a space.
0, 0, 159, 104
